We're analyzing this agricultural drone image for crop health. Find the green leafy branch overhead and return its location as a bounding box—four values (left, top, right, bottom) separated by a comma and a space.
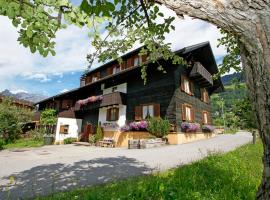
0, 0, 184, 82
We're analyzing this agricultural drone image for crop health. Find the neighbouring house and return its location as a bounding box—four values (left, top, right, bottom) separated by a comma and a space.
0, 95, 34, 110
35, 42, 224, 145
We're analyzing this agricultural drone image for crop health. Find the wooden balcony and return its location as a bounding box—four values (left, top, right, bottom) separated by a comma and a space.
100, 92, 126, 107
58, 108, 76, 118
189, 62, 213, 87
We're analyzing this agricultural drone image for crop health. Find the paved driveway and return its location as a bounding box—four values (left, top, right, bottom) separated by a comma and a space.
0, 132, 252, 199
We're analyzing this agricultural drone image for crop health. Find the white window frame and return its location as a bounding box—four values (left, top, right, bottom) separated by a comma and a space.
142, 104, 154, 119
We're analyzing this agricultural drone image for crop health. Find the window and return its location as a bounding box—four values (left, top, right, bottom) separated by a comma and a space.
202, 111, 210, 124
181, 75, 193, 95
182, 104, 195, 122
60, 125, 69, 134
112, 86, 118, 92
134, 56, 142, 66
92, 76, 98, 82
113, 66, 120, 74
134, 104, 160, 121
106, 107, 119, 121
201, 88, 209, 103
143, 105, 154, 119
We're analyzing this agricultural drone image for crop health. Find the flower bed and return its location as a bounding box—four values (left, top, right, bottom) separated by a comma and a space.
181, 122, 200, 133
202, 125, 215, 133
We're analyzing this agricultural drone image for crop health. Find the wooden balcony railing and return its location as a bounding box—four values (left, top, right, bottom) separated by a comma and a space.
189, 62, 213, 87
100, 92, 126, 107
58, 108, 76, 118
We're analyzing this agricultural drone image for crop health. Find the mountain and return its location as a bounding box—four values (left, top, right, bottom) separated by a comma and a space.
0, 89, 47, 103
221, 72, 245, 85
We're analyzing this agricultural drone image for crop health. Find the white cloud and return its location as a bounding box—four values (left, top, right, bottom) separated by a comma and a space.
60, 88, 69, 93
23, 73, 51, 83
10, 89, 28, 94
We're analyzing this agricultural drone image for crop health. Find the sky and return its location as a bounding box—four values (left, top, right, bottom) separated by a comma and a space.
0, 5, 227, 97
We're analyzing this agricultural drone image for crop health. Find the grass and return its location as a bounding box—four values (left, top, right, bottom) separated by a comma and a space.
38, 141, 263, 200
3, 138, 43, 149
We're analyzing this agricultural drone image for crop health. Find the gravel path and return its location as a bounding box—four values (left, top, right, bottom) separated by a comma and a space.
0, 132, 252, 199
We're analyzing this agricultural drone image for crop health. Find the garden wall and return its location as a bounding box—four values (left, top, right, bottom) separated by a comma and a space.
167, 132, 215, 145
103, 131, 152, 147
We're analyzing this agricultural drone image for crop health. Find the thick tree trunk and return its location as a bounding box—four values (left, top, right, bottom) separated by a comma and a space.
156, 0, 270, 199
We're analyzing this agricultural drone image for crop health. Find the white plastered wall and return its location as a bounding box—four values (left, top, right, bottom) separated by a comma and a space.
98, 105, 126, 131
55, 117, 82, 142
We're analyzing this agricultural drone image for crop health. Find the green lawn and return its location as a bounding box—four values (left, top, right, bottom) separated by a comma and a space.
3, 138, 43, 149
38, 141, 263, 200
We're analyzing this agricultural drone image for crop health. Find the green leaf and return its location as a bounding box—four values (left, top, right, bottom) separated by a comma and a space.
26, 28, 33, 38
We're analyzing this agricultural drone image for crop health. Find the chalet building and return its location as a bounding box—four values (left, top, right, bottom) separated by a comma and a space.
0, 95, 34, 110
35, 42, 224, 144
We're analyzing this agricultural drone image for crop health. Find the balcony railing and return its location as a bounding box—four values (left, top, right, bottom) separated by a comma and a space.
58, 108, 76, 118
189, 62, 213, 87
100, 92, 126, 107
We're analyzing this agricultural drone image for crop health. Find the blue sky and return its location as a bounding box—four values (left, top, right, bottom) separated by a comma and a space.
0, 5, 227, 97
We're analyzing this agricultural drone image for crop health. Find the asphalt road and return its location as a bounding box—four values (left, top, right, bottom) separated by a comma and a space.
0, 132, 252, 199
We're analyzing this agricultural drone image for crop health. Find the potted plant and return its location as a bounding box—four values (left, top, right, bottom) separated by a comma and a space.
181, 122, 200, 133
202, 125, 215, 133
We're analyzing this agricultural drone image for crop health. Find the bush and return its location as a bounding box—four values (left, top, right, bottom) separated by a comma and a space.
0, 98, 33, 144
28, 128, 45, 141
95, 124, 103, 142
147, 117, 170, 138
40, 109, 57, 125
63, 137, 77, 144
0, 139, 5, 150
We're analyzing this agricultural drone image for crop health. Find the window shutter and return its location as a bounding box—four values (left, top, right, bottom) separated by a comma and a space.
120, 61, 126, 70
115, 107, 119, 120
191, 108, 195, 122
60, 125, 65, 133
207, 112, 211, 124
190, 81, 194, 95
181, 104, 186, 121
135, 106, 142, 120
206, 91, 209, 103
106, 109, 111, 121
127, 58, 133, 68
154, 103, 160, 117
180, 75, 185, 91
201, 88, 204, 101
96, 72, 100, 79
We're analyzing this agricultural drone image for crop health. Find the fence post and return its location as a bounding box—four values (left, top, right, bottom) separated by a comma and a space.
252, 130, 256, 144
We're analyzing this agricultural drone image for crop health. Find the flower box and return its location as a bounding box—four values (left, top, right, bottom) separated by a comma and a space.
202, 125, 215, 133
181, 122, 200, 133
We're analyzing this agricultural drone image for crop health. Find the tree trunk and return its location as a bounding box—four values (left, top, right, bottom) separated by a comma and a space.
155, 0, 270, 198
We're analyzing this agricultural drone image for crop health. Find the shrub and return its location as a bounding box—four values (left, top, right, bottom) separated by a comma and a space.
0, 98, 33, 144
63, 137, 77, 144
181, 122, 200, 132
40, 109, 57, 125
147, 117, 170, 138
95, 124, 103, 142
28, 128, 45, 141
202, 125, 215, 133
0, 139, 5, 150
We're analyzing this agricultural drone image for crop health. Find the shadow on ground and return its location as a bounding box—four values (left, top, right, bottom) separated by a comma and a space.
0, 156, 152, 199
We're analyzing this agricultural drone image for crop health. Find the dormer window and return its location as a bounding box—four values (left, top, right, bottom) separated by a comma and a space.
113, 65, 121, 74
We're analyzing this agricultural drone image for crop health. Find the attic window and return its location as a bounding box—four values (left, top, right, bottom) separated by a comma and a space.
201, 88, 209, 103
181, 75, 194, 95
134, 56, 142, 66
92, 76, 98, 82
113, 66, 120, 74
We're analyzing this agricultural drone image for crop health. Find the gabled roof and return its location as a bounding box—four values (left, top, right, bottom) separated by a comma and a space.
35, 42, 224, 105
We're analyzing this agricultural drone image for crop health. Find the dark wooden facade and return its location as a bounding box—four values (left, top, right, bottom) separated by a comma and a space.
35, 42, 223, 132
